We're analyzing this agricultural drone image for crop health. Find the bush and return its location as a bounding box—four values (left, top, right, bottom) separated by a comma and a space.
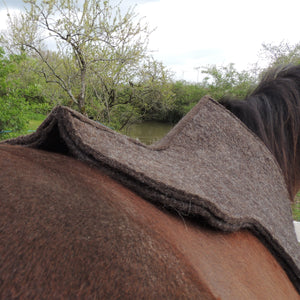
0, 95, 29, 140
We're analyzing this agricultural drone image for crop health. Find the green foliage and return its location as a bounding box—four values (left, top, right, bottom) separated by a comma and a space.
292, 193, 300, 221
0, 95, 29, 140
86, 58, 174, 129
128, 59, 175, 122
201, 63, 257, 100
0, 47, 52, 141
2, 0, 173, 129
168, 81, 206, 122
109, 104, 140, 130
3, 15, 300, 148
3, 0, 154, 114
167, 63, 257, 123
0, 49, 30, 140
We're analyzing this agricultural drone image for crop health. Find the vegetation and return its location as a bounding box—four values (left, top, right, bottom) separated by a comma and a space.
293, 195, 300, 221
1, 0, 300, 132
2, 1, 298, 133
2, 35, 300, 133
0, 49, 31, 138
1, 0, 174, 129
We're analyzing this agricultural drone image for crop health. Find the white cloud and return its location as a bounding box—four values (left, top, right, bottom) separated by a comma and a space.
2, 0, 300, 82
0, 8, 18, 32
136, 0, 300, 81
0, 0, 24, 9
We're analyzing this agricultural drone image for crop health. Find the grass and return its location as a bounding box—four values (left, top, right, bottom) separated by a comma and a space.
26, 113, 46, 132
27, 119, 44, 131
292, 193, 300, 221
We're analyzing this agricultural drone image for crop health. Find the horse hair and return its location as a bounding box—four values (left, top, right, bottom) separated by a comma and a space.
220, 65, 300, 200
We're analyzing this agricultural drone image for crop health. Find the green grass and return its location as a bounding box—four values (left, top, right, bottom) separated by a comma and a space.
292, 194, 300, 221
26, 113, 46, 131
27, 119, 44, 131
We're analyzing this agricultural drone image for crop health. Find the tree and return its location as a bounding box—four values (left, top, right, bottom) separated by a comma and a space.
259, 41, 300, 67
87, 57, 174, 129
201, 63, 257, 100
1, 0, 152, 113
123, 58, 175, 122
170, 81, 207, 122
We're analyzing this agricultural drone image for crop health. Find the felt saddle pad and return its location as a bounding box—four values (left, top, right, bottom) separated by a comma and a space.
3, 96, 300, 292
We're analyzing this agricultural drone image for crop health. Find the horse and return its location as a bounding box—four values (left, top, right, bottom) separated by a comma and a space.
1, 65, 300, 299
219, 65, 300, 200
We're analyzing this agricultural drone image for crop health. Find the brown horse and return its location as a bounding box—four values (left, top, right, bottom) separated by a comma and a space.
1, 65, 300, 299
0, 144, 298, 299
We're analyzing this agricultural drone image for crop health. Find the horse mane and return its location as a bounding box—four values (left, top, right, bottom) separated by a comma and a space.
219, 65, 300, 200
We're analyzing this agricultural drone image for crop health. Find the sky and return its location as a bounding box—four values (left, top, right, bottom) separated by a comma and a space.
1, 0, 300, 82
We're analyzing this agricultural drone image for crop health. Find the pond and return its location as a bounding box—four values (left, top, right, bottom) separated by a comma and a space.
122, 121, 174, 145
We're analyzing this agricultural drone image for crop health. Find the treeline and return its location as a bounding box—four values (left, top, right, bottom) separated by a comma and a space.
0, 49, 252, 131
1, 40, 300, 127
1, 0, 300, 139
1, 40, 300, 139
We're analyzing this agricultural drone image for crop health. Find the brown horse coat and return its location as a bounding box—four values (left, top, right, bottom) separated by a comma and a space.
1, 96, 300, 297
0, 144, 299, 299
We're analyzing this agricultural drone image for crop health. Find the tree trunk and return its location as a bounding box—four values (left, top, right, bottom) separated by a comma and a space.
78, 64, 87, 114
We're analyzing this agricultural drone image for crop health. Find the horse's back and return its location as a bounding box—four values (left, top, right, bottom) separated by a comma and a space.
0, 145, 214, 299
0, 145, 298, 299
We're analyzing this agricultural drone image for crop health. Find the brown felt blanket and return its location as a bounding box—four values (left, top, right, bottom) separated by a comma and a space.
3, 96, 300, 292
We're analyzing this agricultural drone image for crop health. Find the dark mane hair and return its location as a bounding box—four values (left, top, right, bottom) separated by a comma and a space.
220, 65, 300, 200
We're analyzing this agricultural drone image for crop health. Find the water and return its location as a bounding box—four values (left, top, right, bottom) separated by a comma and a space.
122, 121, 174, 145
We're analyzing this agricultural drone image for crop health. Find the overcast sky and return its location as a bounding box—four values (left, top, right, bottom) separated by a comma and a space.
1, 0, 300, 82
